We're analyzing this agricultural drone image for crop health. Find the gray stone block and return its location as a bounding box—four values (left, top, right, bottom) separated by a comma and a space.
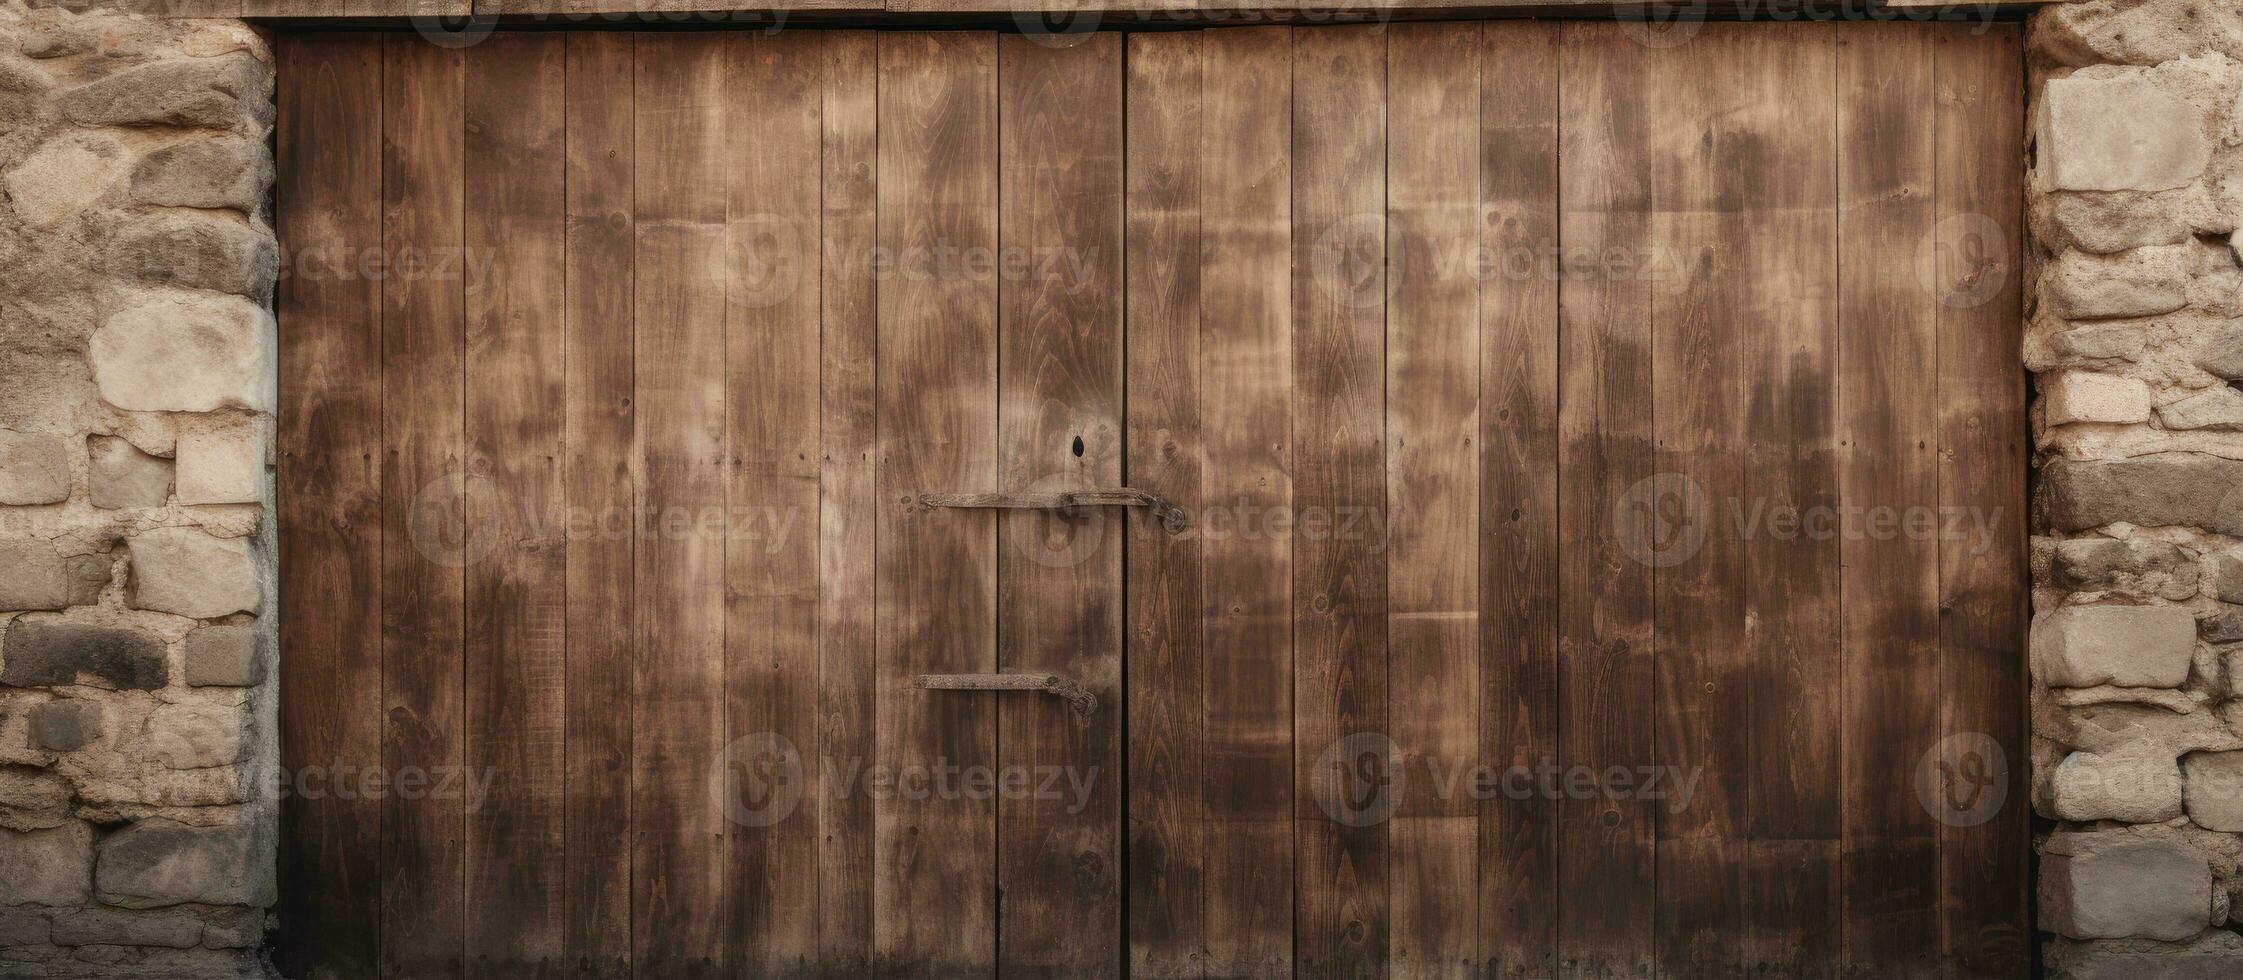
2048, 932, 2243, 980
56, 54, 270, 129
0, 767, 69, 832
0, 541, 108, 612
86, 436, 169, 510
2051, 747, 2184, 824
145, 701, 245, 770
0, 620, 165, 691
2052, 537, 2198, 599
2181, 751, 2243, 832
2043, 246, 2191, 320
26, 700, 100, 753
129, 137, 270, 213
2041, 833, 2212, 940
0, 907, 50, 946
107, 215, 277, 300
94, 817, 273, 909
0, 430, 69, 506
2033, 605, 2198, 689
2049, 324, 2147, 362
2042, 454, 2243, 536
2212, 551, 2243, 604
2201, 610, 2243, 644
183, 627, 263, 688
0, 822, 91, 907
47, 908, 201, 949
2195, 325, 2243, 379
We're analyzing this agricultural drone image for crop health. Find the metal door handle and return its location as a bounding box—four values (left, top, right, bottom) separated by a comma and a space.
914, 672, 1097, 720
918, 488, 1190, 534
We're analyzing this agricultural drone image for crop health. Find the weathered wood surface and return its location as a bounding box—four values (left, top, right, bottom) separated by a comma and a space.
278, 22, 2028, 978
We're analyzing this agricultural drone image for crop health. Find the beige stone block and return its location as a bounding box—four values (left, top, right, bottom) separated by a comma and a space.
2045, 371, 2154, 425
90, 296, 274, 414
2041, 74, 2210, 192
174, 415, 265, 505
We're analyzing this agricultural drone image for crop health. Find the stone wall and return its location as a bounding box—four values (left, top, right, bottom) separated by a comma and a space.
2030, 0, 2243, 975
0, 2, 275, 977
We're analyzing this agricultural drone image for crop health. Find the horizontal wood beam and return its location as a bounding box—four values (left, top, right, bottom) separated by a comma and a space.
224, 0, 2060, 22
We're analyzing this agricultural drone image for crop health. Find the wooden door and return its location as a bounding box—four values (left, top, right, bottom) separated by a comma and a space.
278, 21, 2027, 980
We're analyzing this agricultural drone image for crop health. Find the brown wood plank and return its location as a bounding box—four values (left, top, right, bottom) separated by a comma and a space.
379, 34, 468, 980
1835, 24, 1945, 980
275, 33, 385, 980
1932, 22, 2029, 980
630, 32, 731, 978
721, 31, 826, 977
560, 29, 635, 980
1198, 25, 1295, 980
1123, 28, 1208, 980
817, 28, 881, 977
1385, 21, 1479, 979
1554, 22, 1656, 979
461, 31, 568, 976
995, 31, 1126, 979
872, 30, 1000, 976
1290, 25, 1390, 978
1475, 20, 1560, 980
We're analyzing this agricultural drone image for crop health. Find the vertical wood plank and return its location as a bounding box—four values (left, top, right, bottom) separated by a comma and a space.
1555, 23, 1656, 979
462, 31, 568, 976
630, 32, 730, 979
722, 31, 826, 977
1124, 28, 1208, 980
1933, 23, 2030, 980
379, 34, 467, 980
873, 30, 1001, 976
996, 31, 1127, 979
1385, 21, 1479, 979
1199, 25, 1294, 980
276, 33, 385, 980
1290, 25, 1390, 979
1476, 21, 1561, 980
817, 28, 881, 977
1836, 24, 1944, 980
561, 29, 635, 979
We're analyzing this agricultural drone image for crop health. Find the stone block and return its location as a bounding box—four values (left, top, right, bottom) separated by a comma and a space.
129, 137, 270, 213
2158, 386, 2243, 431
2040, 74, 2210, 192
2213, 551, 2243, 604
107, 215, 277, 300
145, 701, 245, 770
199, 906, 259, 948
2048, 932, 2243, 980
2041, 832, 2212, 940
56, 54, 270, 129
126, 527, 259, 620
2045, 371, 2154, 425
47, 908, 201, 949
2181, 750, 2243, 832
0, 541, 109, 611
0, 430, 69, 505
2043, 454, 2243, 536
2052, 537, 2198, 599
2201, 610, 2243, 644
0, 822, 91, 906
2050, 747, 2184, 823
0, 620, 165, 691
2196, 324, 2243, 378
2, 132, 125, 229
0, 767, 69, 832
174, 416, 264, 506
2044, 247, 2192, 320
94, 817, 273, 909
183, 627, 263, 688
2033, 605, 2198, 689
90, 296, 275, 414
86, 437, 169, 510
27, 700, 101, 753
2049, 324, 2147, 362
0, 907, 50, 946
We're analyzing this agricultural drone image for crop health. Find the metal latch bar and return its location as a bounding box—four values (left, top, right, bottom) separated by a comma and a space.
914, 672, 1097, 720
918, 488, 1191, 535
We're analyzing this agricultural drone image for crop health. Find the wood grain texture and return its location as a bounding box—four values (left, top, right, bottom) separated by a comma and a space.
379, 35, 468, 980
996, 31, 1127, 979
629, 32, 731, 978
1198, 26, 1294, 980
1836, 24, 1944, 980
872, 30, 1000, 976
276, 33, 385, 980
816, 29, 881, 976
461, 31, 568, 976
1123, 29, 1208, 980
1385, 21, 1479, 979
1475, 20, 1560, 980
560, 29, 635, 980
1932, 23, 2030, 979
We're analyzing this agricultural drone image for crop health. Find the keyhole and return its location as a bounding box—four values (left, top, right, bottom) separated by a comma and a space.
1071, 435, 1085, 458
